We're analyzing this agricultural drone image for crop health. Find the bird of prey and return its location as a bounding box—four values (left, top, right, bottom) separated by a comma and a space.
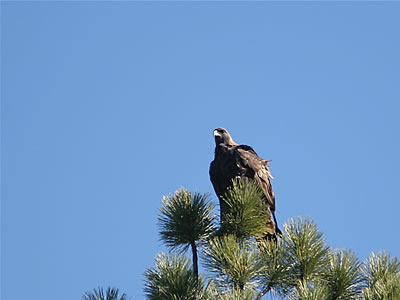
209, 128, 281, 239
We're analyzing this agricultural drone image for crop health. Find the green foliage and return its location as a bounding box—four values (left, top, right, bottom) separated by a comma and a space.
362, 251, 400, 299
82, 185, 400, 300
256, 239, 291, 299
159, 189, 216, 251
220, 178, 269, 239
203, 235, 263, 292
323, 249, 364, 299
144, 253, 207, 300
206, 282, 257, 300
286, 282, 329, 300
283, 217, 330, 286
81, 287, 127, 300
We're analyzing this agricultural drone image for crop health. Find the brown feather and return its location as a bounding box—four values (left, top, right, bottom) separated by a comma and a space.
209, 128, 282, 238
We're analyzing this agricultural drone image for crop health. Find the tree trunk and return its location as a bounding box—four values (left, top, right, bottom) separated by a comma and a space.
255, 285, 271, 300
190, 240, 198, 281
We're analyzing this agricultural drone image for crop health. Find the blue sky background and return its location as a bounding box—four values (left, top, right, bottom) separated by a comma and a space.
2, 2, 400, 300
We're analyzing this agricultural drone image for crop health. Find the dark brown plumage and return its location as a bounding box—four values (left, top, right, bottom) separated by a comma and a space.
209, 128, 281, 239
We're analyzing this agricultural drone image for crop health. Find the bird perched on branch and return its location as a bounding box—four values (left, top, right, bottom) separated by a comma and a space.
209, 128, 281, 240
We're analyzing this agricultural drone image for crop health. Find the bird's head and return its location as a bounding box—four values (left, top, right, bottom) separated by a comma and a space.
213, 128, 237, 147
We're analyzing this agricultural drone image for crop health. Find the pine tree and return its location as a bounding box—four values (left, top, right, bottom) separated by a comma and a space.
82, 179, 400, 299
81, 287, 128, 300
158, 188, 216, 280
143, 179, 400, 299
362, 251, 400, 299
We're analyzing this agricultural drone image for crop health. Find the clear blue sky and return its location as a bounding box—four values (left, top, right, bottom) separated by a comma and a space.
2, 2, 399, 300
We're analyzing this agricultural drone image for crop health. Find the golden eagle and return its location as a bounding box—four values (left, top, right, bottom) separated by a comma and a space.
209, 128, 281, 239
